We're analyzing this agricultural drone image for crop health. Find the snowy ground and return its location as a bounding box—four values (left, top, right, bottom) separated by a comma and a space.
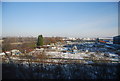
46, 51, 120, 63
42, 42, 120, 63
2, 42, 119, 64
2, 42, 120, 79
46, 52, 85, 59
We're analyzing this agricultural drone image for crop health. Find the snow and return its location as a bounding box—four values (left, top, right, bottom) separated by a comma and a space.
0, 52, 5, 55
109, 53, 118, 57
24, 42, 120, 63
84, 61, 94, 64
47, 52, 86, 59
110, 58, 119, 61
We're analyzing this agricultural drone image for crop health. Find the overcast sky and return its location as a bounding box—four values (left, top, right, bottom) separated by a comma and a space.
2, 2, 118, 38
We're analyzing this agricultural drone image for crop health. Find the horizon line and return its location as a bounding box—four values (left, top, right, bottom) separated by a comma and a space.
1, 35, 116, 38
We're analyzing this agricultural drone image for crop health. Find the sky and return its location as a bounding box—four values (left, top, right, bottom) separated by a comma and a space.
2, 2, 118, 38
2, 0, 120, 2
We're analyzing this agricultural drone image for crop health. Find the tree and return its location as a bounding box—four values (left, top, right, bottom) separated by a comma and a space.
37, 35, 43, 47
2, 39, 13, 52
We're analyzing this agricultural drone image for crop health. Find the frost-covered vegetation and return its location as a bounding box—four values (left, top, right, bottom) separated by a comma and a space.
2, 63, 120, 79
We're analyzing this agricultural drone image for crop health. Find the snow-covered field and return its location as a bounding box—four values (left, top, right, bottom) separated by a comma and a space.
2, 42, 120, 79
47, 52, 85, 59
46, 51, 120, 62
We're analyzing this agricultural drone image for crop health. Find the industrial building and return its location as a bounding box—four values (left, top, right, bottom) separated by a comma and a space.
113, 35, 120, 44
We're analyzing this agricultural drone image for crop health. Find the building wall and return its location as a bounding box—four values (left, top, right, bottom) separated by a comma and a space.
113, 35, 120, 44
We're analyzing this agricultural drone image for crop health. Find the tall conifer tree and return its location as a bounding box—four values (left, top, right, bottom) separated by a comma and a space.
37, 35, 43, 46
